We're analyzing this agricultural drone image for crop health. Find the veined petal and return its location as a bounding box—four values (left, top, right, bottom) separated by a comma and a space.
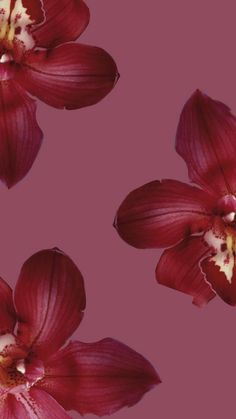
0, 278, 16, 334
0, 79, 43, 188
32, 0, 90, 48
156, 236, 216, 306
36, 339, 160, 416
17, 43, 118, 109
114, 179, 214, 248
14, 248, 86, 360
176, 90, 236, 196
0, 389, 70, 418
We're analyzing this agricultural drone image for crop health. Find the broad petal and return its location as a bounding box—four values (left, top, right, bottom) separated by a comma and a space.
114, 179, 214, 248
0, 278, 16, 334
0, 79, 43, 188
17, 43, 118, 110
32, 0, 90, 48
176, 90, 236, 196
14, 248, 86, 360
0, 389, 70, 418
156, 236, 216, 306
201, 255, 236, 306
36, 339, 160, 416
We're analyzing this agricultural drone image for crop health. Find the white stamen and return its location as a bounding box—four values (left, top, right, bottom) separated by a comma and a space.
16, 359, 26, 375
223, 212, 235, 223
0, 52, 13, 62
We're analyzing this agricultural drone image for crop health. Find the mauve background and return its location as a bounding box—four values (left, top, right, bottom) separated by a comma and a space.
2, 0, 236, 417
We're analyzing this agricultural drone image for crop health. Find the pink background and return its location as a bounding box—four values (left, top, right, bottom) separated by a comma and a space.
2, 1, 236, 418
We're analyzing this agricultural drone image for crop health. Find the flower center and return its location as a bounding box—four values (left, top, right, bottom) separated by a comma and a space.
0, 0, 44, 58
0, 334, 26, 389
0, 333, 44, 391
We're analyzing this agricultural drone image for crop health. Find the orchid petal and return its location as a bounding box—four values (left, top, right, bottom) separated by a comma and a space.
0, 278, 16, 334
36, 339, 160, 416
32, 0, 90, 48
17, 43, 118, 109
0, 389, 70, 418
114, 179, 214, 248
176, 90, 236, 195
0, 79, 42, 188
14, 248, 86, 360
156, 236, 216, 306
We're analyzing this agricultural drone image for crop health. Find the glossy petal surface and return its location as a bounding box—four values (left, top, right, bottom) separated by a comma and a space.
36, 338, 160, 416
0, 278, 16, 333
32, 0, 90, 48
0, 80, 43, 188
17, 43, 118, 109
156, 236, 216, 306
176, 90, 236, 195
115, 179, 214, 248
14, 249, 86, 360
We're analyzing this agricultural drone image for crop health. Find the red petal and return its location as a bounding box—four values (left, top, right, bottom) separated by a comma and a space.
0, 80, 43, 188
114, 179, 214, 248
156, 237, 216, 306
201, 255, 236, 306
32, 0, 90, 48
0, 278, 16, 334
1, 389, 70, 418
36, 339, 160, 416
176, 90, 236, 196
14, 248, 86, 360
17, 43, 118, 109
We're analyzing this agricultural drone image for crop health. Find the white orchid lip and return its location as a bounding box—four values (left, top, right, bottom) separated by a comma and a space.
204, 229, 236, 284
0, 0, 37, 51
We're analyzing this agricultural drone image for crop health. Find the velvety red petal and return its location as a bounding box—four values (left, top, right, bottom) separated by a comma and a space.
114, 179, 214, 248
0, 389, 70, 418
0, 278, 16, 334
156, 236, 216, 306
176, 90, 236, 196
201, 256, 236, 306
36, 338, 160, 416
0, 80, 43, 188
32, 0, 90, 48
17, 43, 118, 110
14, 248, 86, 360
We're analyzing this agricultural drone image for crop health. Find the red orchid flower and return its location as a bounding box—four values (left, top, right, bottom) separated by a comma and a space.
0, 248, 160, 417
114, 90, 236, 307
0, 0, 118, 188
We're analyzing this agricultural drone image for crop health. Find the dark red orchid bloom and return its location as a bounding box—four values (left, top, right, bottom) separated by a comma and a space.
0, 248, 159, 417
114, 90, 236, 307
0, 0, 118, 188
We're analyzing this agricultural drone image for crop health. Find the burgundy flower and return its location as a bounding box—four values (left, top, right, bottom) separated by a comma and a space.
114, 90, 236, 307
0, 248, 160, 416
0, 0, 118, 188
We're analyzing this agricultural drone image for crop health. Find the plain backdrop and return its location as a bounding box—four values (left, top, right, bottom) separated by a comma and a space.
2, 1, 236, 418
